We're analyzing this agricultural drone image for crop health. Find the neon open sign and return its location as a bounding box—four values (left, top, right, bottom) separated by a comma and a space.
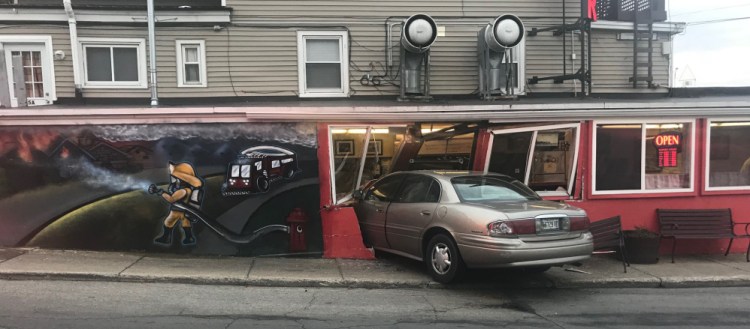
653, 132, 682, 168
654, 134, 680, 147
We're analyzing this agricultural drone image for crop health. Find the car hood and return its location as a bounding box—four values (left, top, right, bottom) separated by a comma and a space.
464, 200, 586, 219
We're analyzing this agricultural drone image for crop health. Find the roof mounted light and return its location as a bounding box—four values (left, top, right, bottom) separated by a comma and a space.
400, 14, 438, 53
484, 14, 525, 52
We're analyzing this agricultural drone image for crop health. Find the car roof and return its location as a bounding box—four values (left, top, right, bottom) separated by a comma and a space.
394, 170, 513, 180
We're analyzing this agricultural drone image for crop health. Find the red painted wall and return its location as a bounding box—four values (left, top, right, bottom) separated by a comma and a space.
572, 119, 749, 255
317, 123, 374, 259
569, 196, 750, 254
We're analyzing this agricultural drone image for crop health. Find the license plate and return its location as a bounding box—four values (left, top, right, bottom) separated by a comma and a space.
539, 218, 560, 231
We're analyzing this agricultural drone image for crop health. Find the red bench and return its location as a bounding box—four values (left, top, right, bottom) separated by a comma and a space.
657, 208, 750, 263
590, 215, 629, 273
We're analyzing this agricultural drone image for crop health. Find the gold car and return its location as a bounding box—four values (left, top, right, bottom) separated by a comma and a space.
353, 171, 593, 283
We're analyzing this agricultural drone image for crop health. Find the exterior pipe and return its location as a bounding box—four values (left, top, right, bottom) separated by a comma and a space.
63, 0, 81, 90
147, 0, 158, 106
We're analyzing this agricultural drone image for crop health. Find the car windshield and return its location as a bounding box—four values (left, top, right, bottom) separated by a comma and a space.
451, 175, 542, 202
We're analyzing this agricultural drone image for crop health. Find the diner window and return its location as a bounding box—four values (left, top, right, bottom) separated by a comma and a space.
330, 126, 406, 204
415, 124, 475, 171
176, 40, 207, 87
486, 124, 580, 197
80, 38, 146, 88
593, 121, 694, 194
706, 120, 750, 190
297, 31, 349, 97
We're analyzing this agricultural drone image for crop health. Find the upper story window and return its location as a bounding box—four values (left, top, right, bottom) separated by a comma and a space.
593, 120, 695, 195
176, 40, 207, 88
80, 38, 146, 89
297, 31, 349, 98
706, 119, 750, 191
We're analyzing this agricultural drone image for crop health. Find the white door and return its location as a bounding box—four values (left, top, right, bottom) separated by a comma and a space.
4, 44, 54, 107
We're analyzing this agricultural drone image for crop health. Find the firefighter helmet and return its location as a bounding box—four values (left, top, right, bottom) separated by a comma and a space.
169, 162, 202, 188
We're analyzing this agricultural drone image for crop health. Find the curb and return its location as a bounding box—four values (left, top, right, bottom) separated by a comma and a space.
6, 271, 750, 289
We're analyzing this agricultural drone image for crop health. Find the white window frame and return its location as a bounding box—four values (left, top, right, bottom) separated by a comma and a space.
484, 123, 580, 197
592, 119, 696, 195
329, 125, 406, 205
705, 118, 750, 192
297, 31, 349, 98
175, 40, 207, 88
79, 37, 147, 89
0, 35, 57, 107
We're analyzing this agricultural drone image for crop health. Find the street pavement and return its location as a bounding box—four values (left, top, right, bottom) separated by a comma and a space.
1, 247, 750, 289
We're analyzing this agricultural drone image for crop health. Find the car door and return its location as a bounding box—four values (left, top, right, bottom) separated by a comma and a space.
385, 174, 441, 257
355, 174, 404, 249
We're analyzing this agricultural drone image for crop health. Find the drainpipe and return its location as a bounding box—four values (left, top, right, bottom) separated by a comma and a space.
147, 0, 158, 106
63, 0, 82, 97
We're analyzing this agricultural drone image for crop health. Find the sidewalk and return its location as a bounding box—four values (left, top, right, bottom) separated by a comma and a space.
2, 248, 750, 289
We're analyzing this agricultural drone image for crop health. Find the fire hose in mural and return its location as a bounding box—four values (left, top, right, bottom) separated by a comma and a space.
170, 202, 289, 244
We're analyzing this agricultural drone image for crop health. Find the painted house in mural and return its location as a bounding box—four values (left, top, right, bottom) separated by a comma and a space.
0, 0, 749, 259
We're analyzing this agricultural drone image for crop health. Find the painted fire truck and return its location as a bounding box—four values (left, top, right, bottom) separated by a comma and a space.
221, 146, 299, 196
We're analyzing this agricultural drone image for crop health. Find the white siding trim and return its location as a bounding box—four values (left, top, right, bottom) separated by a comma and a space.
592, 21, 686, 34
175, 40, 207, 88
78, 37, 147, 89
0, 9, 230, 24
297, 30, 349, 98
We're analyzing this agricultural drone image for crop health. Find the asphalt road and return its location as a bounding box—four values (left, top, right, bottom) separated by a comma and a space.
0, 280, 747, 329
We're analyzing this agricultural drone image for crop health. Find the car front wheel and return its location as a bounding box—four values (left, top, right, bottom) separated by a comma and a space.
425, 234, 464, 284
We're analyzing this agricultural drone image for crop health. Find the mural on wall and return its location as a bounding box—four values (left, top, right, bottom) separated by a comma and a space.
0, 123, 320, 256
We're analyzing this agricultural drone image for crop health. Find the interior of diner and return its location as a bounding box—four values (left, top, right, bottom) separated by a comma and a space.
330, 123, 476, 203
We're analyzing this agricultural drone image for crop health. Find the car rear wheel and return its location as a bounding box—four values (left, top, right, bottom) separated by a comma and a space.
425, 234, 464, 284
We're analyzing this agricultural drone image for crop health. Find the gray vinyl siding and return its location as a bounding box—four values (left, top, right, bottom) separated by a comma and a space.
590, 33, 670, 93
0, 0, 674, 100
228, 0, 581, 18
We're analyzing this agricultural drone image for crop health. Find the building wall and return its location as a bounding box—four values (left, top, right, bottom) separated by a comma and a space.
0, 0, 673, 100
0, 123, 321, 256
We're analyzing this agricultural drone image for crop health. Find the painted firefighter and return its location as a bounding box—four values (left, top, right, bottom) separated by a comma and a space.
148, 162, 204, 246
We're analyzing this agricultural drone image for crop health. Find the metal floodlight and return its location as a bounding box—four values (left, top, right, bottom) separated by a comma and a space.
478, 14, 525, 100
401, 14, 438, 53
398, 14, 438, 101
484, 14, 525, 51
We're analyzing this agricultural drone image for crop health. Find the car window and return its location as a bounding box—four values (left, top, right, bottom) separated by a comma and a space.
426, 179, 441, 202
451, 175, 541, 202
366, 175, 404, 202
395, 175, 440, 203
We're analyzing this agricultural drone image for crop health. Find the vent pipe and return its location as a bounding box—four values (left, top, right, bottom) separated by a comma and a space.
63, 0, 82, 95
147, 0, 158, 106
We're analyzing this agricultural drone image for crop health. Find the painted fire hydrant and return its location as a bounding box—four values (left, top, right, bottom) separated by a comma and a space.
286, 208, 308, 252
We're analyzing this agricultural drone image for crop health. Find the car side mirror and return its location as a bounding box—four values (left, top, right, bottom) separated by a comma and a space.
352, 189, 363, 200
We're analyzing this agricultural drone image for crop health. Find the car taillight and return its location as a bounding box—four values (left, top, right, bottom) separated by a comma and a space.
488, 219, 536, 237
570, 216, 590, 231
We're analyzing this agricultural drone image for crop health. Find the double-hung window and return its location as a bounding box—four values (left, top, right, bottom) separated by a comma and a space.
706, 119, 750, 191
176, 40, 207, 87
593, 120, 695, 195
80, 38, 146, 88
297, 31, 349, 97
